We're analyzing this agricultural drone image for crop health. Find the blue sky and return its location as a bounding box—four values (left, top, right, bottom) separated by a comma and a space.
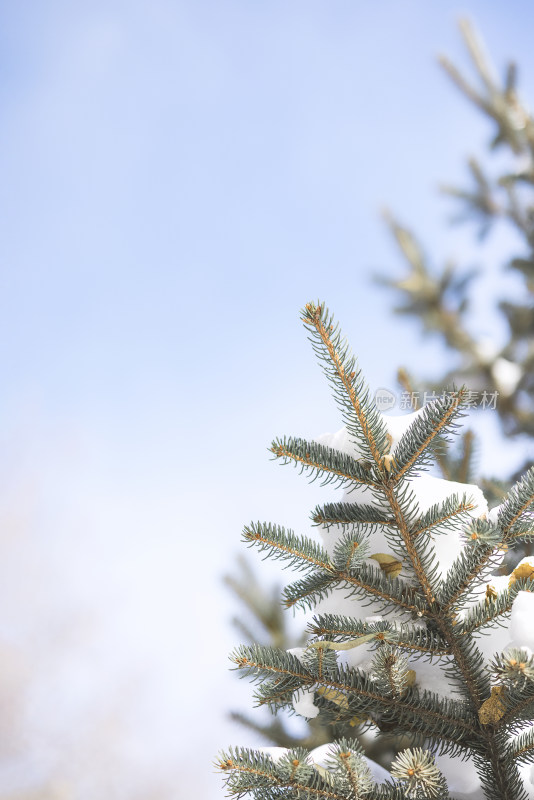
1, 2, 534, 798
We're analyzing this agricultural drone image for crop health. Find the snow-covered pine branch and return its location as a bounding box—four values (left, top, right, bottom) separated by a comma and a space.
219, 302, 534, 800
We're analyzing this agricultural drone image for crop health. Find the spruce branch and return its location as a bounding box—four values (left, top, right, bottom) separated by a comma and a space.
270, 436, 378, 489
312, 501, 397, 530
283, 571, 342, 612
243, 522, 334, 574
391, 390, 467, 482
231, 645, 479, 747
231, 644, 314, 712
459, 580, 534, 636
435, 619, 490, 709
369, 645, 413, 698
498, 466, 534, 537
283, 562, 423, 616
332, 532, 371, 572
380, 481, 436, 605
411, 493, 476, 538
439, 535, 503, 613
218, 743, 455, 800
301, 302, 389, 471
225, 298, 534, 799
473, 735, 529, 800
491, 648, 534, 688
218, 747, 348, 800
506, 519, 534, 543
321, 740, 374, 799
390, 748, 449, 799
313, 665, 478, 747
308, 615, 451, 658
495, 677, 534, 730
510, 728, 534, 764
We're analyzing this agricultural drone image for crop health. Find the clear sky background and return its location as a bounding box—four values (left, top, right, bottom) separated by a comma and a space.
0, 2, 533, 798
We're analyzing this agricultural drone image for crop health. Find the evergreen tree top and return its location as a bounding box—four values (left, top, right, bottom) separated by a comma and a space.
220, 301, 534, 800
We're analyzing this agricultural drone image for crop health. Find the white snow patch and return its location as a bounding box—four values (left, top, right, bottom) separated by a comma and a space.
434, 752, 482, 796
292, 687, 319, 718
510, 589, 534, 650
491, 357, 522, 397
